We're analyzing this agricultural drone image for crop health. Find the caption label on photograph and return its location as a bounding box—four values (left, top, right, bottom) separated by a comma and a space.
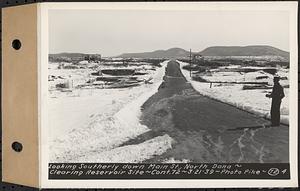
48, 163, 290, 179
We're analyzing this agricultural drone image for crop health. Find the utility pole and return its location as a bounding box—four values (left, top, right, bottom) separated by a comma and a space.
189, 49, 192, 77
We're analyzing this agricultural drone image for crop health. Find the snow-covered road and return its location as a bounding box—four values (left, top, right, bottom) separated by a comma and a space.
139, 60, 288, 163
49, 60, 289, 163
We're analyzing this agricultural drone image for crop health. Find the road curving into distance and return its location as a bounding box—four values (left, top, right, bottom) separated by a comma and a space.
126, 60, 289, 163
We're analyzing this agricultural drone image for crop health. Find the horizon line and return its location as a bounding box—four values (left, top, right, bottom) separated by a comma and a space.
49, 44, 290, 57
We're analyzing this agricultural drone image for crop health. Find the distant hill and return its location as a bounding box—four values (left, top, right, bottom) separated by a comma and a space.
51, 46, 289, 61
118, 48, 190, 59
49, 52, 101, 62
49, 52, 89, 59
118, 46, 288, 59
199, 45, 289, 58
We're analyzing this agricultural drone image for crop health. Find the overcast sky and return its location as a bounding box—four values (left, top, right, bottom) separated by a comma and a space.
49, 9, 289, 57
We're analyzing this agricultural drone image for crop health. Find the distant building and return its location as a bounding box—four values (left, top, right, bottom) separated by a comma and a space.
84, 54, 102, 63
193, 53, 204, 61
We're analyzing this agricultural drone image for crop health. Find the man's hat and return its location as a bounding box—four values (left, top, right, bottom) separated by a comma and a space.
274, 75, 280, 81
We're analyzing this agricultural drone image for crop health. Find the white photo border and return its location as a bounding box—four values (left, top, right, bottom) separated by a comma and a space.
39, 2, 298, 188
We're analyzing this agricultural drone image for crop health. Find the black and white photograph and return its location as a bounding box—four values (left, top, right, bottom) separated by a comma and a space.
43, 2, 297, 185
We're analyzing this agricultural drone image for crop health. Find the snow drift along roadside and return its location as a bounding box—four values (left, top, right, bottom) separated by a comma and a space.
75, 134, 173, 163
50, 61, 173, 162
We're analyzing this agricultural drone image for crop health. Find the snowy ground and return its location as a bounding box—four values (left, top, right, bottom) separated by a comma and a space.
48, 61, 157, 90
178, 61, 289, 125
48, 59, 289, 163
49, 61, 175, 162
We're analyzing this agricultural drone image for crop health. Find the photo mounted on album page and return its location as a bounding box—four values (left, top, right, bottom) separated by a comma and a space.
37, 2, 298, 188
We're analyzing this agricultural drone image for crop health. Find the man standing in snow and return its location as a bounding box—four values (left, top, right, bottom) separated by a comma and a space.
266, 76, 285, 126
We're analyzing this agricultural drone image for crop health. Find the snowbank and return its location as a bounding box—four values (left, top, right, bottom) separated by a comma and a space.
75, 135, 173, 163
49, 61, 172, 162
163, 158, 190, 163
177, 61, 289, 125
202, 66, 288, 87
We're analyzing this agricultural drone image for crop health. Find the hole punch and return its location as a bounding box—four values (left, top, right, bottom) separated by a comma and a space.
12, 39, 21, 50
11, 142, 23, 152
